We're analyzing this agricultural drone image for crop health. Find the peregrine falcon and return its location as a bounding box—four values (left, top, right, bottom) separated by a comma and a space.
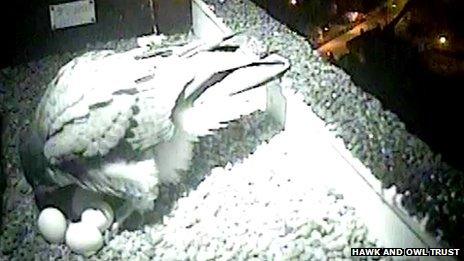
19, 34, 290, 229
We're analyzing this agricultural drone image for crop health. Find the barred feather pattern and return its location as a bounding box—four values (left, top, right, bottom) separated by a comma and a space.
34, 50, 187, 204
28, 36, 290, 208
126, 57, 194, 152
43, 93, 135, 162
37, 51, 116, 138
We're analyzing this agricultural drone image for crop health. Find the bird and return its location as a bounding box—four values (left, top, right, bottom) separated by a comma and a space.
19, 34, 290, 231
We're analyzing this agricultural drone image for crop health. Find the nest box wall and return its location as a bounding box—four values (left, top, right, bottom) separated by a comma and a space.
155, 0, 192, 35
2, 0, 192, 68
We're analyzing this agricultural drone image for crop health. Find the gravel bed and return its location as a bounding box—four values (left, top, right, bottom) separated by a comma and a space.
203, 0, 464, 249
99, 146, 379, 260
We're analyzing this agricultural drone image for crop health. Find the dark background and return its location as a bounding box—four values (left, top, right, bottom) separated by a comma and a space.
0, 0, 192, 69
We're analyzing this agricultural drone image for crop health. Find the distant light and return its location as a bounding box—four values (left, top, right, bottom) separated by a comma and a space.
439, 36, 447, 44
392, 3, 397, 8
290, 0, 297, 6
346, 12, 360, 23
324, 26, 329, 32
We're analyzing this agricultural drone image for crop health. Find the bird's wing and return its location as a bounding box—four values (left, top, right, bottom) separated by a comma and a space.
43, 92, 135, 162
34, 50, 195, 201
126, 56, 195, 151
38, 50, 153, 136
37, 51, 115, 139
38, 51, 153, 162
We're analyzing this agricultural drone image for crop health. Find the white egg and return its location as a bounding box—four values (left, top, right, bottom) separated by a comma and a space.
37, 207, 67, 243
70, 189, 114, 232
65, 222, 103, 257
81, 208, 112, 232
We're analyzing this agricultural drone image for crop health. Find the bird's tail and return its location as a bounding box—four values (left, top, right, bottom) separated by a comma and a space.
178, 54, 290, 137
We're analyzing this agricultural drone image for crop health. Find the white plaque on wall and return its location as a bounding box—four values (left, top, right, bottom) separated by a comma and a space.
49, 0, 96, 30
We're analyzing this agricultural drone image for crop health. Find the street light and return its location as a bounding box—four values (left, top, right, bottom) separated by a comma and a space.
290, 0, 297, 6
439, 36, 447, 45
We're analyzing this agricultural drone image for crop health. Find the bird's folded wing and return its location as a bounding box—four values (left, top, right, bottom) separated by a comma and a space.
43, 94, 135, 163
40, 50, 165, 162
38, 51, 153, 138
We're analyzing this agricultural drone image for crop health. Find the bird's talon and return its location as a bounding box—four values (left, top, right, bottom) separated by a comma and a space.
104, 230, 112, 244
109, 222, 120, 239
